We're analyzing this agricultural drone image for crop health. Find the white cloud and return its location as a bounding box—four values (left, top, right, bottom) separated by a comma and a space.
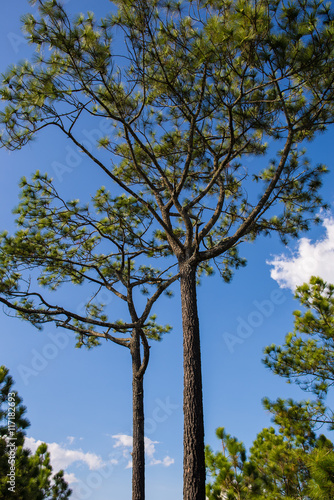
267, 216, 334, 291
144, 437, 159, 459
150, 456, 175, 467
24, 437, 105, 472
66, 436, 76, 445
163, 456, 174, 466
63, 472, 79, 484
111, 434, 174, 468
112, 434, 133, 449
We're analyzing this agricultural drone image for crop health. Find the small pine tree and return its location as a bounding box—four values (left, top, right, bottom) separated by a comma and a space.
0, 365, 72, 499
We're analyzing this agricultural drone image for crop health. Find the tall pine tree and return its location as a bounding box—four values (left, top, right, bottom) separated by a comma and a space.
0, 174, 174, 500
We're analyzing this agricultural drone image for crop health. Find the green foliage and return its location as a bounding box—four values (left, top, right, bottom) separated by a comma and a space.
205, 427, 262, 499
0, 366, 29, 450
207, 276, 334, 499
257, 276, 334, 497
306, 437, 334, 500
0, 172, 175, 348
207, 423, 334, 499
0, 365, 71, 499
249, 426, 311, 498
264, 276, 334, 428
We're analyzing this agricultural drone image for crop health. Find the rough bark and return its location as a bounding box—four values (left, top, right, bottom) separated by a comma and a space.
180, 262, 206, 500
131, 329, 145, 500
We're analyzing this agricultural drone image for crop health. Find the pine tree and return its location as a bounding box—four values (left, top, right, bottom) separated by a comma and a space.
264, 276, 334, 429
261, 275, 334, 497
0, 365, 72, 499
0, 173, 173, 500
306, 435, 334, 500
207, 277, 334, 498
206, 423, 334, 499
2, 1, 334, 497
205, 427, 262, 499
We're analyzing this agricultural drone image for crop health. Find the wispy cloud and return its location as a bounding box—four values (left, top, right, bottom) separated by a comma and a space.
267, 215, 334, 291
25, 436, 105, 472
111, 434, 174, 468
150, 456, 175, 467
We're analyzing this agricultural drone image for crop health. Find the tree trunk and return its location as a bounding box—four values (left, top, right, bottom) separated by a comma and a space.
180, 261, 206, 500
131, 329, 145, 500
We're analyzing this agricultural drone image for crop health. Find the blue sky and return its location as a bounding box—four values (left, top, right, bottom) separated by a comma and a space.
1, 1, 334, 499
